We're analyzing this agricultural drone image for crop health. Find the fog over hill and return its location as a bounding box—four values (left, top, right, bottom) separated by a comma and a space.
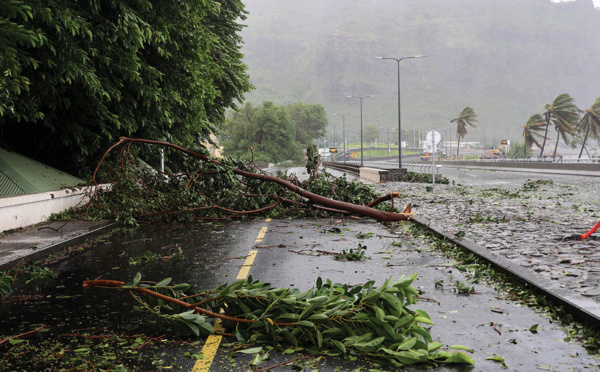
238, 0, 600, 147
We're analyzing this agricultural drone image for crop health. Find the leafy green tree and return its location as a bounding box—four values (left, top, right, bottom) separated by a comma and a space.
0, 1, 46, 118
576, 97, 600, 159
364, 126, 379, 144
0, 0, 251, 177
521, 114, 546, 158
540, 93, 580, 159
221, 102, 303, 163
450, 107, 478, 157
506, 143, 533, 159
286, 102, 328, 145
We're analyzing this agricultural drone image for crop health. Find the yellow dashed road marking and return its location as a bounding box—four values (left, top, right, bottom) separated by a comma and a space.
236, 250, 258, 280
192, 221, 268, 371
255, 226, 268, 243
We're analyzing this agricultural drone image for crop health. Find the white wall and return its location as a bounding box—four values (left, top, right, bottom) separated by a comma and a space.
0, 187, 89, 232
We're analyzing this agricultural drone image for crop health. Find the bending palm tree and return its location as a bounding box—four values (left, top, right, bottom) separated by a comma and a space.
578, 97, 600, 159
522, 114, 545, 158
451, 107, 478, 157
540, 93, 580, 159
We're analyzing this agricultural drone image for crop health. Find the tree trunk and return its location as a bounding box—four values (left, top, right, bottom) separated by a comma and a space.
553, 128, 560, 160
539, 113, 550, 158
456, 136, 461, 158
579, 125, 590, 159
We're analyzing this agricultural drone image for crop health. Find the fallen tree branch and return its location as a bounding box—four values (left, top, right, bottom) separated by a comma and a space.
0, 326, 46, 346
89, 138, 414, 222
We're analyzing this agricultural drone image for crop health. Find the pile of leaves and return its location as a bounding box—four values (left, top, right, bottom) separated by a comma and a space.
84, 274, 475, 368
66, 139, 407, 225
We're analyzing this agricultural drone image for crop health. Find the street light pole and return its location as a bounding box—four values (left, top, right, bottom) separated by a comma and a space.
373, 55, 426, 168
347, 96, 374, 166
333, 113, 354, 164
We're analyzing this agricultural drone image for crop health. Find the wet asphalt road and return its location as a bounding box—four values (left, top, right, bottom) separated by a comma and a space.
437, 167, 591, 188
2, 218, 599, 371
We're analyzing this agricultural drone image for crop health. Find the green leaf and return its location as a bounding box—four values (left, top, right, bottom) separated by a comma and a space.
297, 320, 315, 328
448, 344, 473, 352
278, 313, 300, 321
486, 356, 508, 367
308, 313, 328, 322
356, 336, 385, 350
414, 316, 434, 325
442, 352, 475, 365
132, 272, 142, 286
373, 306, 385, 321
156, 277, 172, 286
395, 315, 415, 328
394, 349, 428, 364
528, 324, 539, 333
393, 274, 417, 288
185, 322, 200, 337
331, 339, 346, 354
427, 341, 443, 352
397, 337, 417, 351
197, 321, 214, 335
307, 295, 328, 305
250, 353, 263, 365
237, 347, 263, 354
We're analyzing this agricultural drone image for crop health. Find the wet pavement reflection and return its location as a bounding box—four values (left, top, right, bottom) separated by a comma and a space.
2, 219, 598, 371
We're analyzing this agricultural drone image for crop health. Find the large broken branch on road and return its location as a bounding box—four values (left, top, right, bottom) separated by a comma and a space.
86, 137, 413, 222
82, 275, 475, 366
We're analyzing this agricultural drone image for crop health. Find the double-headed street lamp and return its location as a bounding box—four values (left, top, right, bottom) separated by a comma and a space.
347, 95, 374, 166
373, 55, 426, 169
332, 113, 354, 164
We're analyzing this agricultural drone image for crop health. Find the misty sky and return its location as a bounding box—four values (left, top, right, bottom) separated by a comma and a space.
555, 0, 600, 6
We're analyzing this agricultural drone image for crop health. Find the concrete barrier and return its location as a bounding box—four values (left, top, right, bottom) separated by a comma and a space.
1, 187, 88, 232
359, 167, 387, 183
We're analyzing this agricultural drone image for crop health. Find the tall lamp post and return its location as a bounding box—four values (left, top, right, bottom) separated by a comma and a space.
333, 113, 354, 164
373, 55, 426, 168
347, 95, 374, 166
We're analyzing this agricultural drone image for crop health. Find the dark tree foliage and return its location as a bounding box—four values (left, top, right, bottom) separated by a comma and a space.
0, 0, 252, 177
286, 102, 328, 145
0, 1, 46, 118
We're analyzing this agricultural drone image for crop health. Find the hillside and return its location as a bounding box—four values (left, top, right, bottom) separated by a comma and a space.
238, 0, 600, 146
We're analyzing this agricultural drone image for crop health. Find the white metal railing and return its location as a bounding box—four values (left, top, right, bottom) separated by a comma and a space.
402, 163, 442, 174
355, 161, 441, 174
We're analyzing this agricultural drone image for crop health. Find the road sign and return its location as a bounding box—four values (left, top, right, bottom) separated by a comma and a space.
426, 130, 441, 145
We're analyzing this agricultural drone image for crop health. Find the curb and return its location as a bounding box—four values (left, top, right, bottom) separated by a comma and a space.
0, 221, 120, 269
411, 215, 600, 326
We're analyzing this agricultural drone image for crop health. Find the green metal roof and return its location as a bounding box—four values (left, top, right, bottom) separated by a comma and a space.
0, 148, 85, 198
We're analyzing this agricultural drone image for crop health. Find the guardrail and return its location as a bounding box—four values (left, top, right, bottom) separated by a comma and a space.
402, 163, 442, 174
332, 160, 441, 175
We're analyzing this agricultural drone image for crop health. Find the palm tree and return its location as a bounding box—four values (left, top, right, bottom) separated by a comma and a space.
522, 114, 546, 158
577, 97, 600, 159
450, 107, 478, 157
539, 93, 580, 159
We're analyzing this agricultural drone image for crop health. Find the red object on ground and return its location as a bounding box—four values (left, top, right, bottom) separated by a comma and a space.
581, 219, 600, 240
